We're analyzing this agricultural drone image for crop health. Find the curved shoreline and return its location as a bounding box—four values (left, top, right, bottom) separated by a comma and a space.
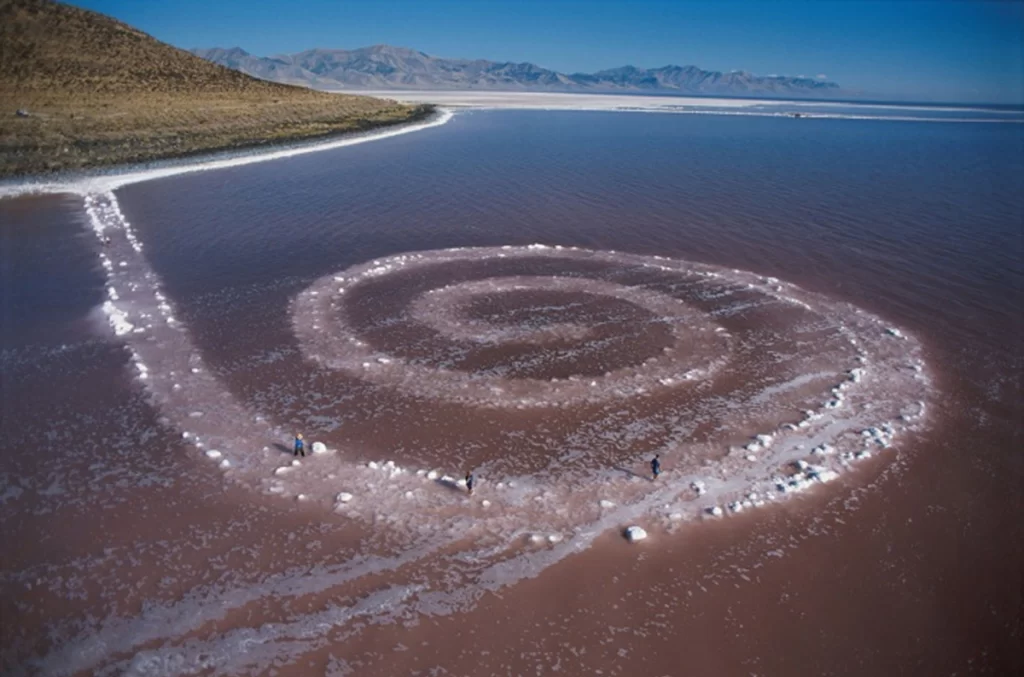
0, 106, 455, 200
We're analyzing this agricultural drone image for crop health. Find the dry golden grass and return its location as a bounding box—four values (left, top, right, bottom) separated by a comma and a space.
0, 0, 431, 177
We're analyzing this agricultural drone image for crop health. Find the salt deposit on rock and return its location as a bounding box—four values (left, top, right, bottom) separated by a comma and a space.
204, 449, 222, 460
311, 441, 328, 455
625, 526, 648, 542
812, 443, 835, 456
336, 492, 353, 503
599, 499, 615, 509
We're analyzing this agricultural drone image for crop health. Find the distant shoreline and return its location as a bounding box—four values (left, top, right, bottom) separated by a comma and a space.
345, 91, 1024, 126
352, 90, 1023, 117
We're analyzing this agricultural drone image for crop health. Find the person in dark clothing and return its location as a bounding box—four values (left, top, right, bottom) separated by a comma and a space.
651, 454, 661, 480
465, 471, 474, 495
294, 433, 305, 457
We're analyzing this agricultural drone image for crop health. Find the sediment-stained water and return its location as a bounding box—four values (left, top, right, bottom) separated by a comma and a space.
1, 109, 1021, 676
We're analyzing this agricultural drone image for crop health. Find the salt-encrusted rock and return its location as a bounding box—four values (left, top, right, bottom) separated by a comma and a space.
311, 442, 328, 455
599, 499, 615, 509
625, 526, 648, 543
204, 449, 222, 459
812, 443, 835, 456
219, 459, 231, 469
336, 492, 353, 503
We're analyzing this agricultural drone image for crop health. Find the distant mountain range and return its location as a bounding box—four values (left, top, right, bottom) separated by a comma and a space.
191, 45, 842, 97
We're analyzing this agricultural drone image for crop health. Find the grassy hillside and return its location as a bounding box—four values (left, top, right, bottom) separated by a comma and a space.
0, 0, 432, 178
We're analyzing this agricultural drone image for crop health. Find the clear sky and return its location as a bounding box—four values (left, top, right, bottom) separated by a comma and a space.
68, 0, 1024, 104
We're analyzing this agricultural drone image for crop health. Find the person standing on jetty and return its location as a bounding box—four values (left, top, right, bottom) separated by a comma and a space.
294, 433, 305, 457
651, 454, 661, 480
465, 471, 475, 495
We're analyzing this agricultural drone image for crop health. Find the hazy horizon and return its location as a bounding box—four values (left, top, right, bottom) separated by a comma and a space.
68, 0, 1024, 105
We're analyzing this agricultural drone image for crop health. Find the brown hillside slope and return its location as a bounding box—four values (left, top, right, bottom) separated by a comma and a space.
0, 0, 431, 177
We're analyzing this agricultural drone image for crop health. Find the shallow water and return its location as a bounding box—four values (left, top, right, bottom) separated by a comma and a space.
1, 110, 1021, 675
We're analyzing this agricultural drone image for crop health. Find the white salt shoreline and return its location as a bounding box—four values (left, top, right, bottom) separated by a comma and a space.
357, 90, 1019, 119
0, 107, 455, 201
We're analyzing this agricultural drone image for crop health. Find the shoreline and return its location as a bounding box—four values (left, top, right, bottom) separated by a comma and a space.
0, 106, 454, 200
351, 90, 1024, 123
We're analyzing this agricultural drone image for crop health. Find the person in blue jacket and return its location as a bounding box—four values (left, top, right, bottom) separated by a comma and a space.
294, 433, 305, 457
651, 454, 661, 480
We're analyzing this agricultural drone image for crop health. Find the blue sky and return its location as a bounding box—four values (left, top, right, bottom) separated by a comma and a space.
70, 0, 1024, 104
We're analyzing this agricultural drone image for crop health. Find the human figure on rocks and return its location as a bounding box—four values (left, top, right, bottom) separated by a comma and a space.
465, 471, 474, 495
294, 433, 305, 457
651, 454, 661, 480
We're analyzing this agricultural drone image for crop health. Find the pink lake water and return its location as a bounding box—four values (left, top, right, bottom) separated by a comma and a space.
1, 110, 1021, 676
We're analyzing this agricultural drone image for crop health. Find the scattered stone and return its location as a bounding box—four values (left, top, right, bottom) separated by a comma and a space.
625, 526, 648, 543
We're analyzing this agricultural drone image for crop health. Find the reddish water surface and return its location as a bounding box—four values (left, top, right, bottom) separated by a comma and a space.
1, 112, 1021, 676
